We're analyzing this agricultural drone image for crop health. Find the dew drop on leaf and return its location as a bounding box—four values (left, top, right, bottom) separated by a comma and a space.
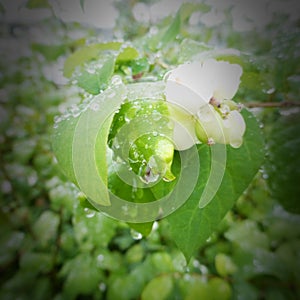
98, 282, 106, 292
229, 139, 242, 148
97, 254, 104, 264
84, 208, 96, 218
90, 102, 100, 111
108, 90, 116, 98
111, 75, 122, 85
130, 229, 143, 240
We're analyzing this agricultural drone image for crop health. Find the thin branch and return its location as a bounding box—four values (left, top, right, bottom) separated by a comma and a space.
244, 101, 300, 108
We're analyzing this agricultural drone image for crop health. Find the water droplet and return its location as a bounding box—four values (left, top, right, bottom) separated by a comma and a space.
199, 264, 209, 275
84, 208, 96, 218
149, 26, 158, 35
230, 139, 242, 148
151, 110, 161, 121
99, 282, 106, 292
54, 115, 63, 124
108, 90, 116, 98
97, 254, 104, 263
111, 75, 122, 85
132, 150, 139, 159
90, 102, 100, 111
153, 221, 159, 230
1, 180, 12, 193
122, 205, 129, 214
192, 259, 201, 268
124, 115, 130, 123
130, 229, 142, 240
167, 121, 173, 130
264, 87, 275, 94
113, 138, 120, 149
69, 104, 81, 118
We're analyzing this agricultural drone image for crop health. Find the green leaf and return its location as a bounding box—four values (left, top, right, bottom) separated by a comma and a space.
232, 248, 290, 281
160, 12, 181, 48
179, 2, 210, 22
32, 211, 60, 247
0, 3, 5, 14
116, 47, 139, 63
208, 278, 232, 300
80, 0, 85, 12
240, 71, 272, 92
167, 109, 264, 261
180, 276, 211, 299
26, 0, 50, 9
52, 83, 127, 206
60, 253, 103, 299
128, 222, 153, 237
141, 275, 173, 300
130, 57, 149, 75
224, 220, 269, 250
32, 43, 66, 61
20, 252, 53, 274
63, 42, 121, 78
266, 111, 300, 214
179, 39, 212, 63
75, 55, 115, 94
73, 205, 117, 249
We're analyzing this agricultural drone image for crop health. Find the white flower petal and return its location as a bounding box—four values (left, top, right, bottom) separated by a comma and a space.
168, 105, 198, 150
223, 110, 246, 148
165, 80, 209, 115
202, 59, 243, 100
165, 61, 213, 104
196, 105, 225, 143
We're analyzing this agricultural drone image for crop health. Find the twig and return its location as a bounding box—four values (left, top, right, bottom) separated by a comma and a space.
244, 101, 300, 108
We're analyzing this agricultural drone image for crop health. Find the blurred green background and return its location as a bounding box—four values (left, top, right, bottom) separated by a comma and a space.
0, 0, 300, 299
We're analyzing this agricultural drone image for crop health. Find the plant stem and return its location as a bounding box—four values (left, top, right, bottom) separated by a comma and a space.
245, 101, 300, 108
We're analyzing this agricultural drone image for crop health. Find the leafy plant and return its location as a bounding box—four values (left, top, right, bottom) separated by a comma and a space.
1, 0, 300, 299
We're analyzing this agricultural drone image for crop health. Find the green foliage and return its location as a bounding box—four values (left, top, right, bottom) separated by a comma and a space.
26, 0, 50, 9
75, 55, 115, 94
32, 43, 67, 62
167, 110, 264, 261
1, 0, 300, 300
266, 111, 300, 214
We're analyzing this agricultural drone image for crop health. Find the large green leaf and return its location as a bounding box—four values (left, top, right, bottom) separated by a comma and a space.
166, 109, 264, 261
52, 83, 127, 206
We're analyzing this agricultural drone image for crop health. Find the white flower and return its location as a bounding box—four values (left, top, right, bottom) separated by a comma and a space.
164, 59, 245, 150
165, 59, 242, 112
